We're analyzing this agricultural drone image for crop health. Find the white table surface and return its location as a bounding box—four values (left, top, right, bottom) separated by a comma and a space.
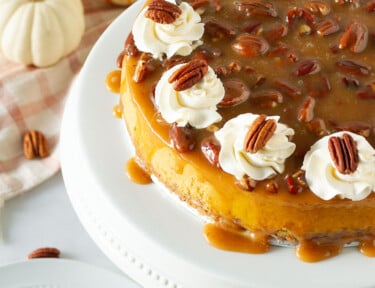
0, 171, 140, 287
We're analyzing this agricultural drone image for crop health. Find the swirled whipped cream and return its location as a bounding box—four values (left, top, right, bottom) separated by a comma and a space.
154, 63, 225, 129
215, 113, 296, 181
302, 131, 375, 201
132, 0, 204, 59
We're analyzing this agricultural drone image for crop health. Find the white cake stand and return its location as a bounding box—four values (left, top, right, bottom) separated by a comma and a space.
60, 1, 375, 287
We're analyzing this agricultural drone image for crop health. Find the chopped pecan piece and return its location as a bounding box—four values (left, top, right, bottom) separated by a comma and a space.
133, 53, 154, 83
250, 90, 283, 108
357, 82, 375, 99
273, 79, 302, 99
306, 118, 328, 136
204, 18, 237, 40
235, 175, 257, 191
145, 0, 182, 24
264, 24, 288, 44
367, 0, 375, 12
168, 59, 208, 91
243, 114, 276, 153
334, 121, 371, 137
286, 7, 315, 26
293, 59, 321, 76
298, 96, 316, 122
124, 32, 139, 57
328, 133, 359, 174
336, 59, 371, 76
338, 21, 368, 53
201, 138, 221, 168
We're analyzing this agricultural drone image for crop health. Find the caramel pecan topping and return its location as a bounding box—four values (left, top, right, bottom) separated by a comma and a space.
328, 133, 359, 174
168, 59, 208, 91
244, 114, 277, 153
28, 247, 60, 259
144, 0, 182, 24
23, 130, 49, 160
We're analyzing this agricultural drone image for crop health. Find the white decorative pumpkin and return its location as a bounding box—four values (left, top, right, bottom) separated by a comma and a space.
0, 0, 85, 67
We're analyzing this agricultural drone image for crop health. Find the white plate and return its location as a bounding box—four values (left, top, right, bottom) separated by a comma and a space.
0, 259, 139, 288
61, 1, 375, 287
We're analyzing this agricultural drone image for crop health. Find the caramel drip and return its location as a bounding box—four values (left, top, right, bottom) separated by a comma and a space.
106, 70, 122, 94
203, 223, 270, 254
359, 240, 375, 257
296, 240, 342, 262
112, 103, 123, 119
125, 157, 153, 184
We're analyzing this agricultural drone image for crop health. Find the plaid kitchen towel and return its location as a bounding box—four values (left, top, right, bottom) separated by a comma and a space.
0, 1, 125, 201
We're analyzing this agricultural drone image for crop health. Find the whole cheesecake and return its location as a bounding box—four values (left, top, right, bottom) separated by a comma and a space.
112, 0, 375, 262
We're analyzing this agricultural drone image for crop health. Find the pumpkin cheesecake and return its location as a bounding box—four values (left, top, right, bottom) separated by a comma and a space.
109, 0, 375, 262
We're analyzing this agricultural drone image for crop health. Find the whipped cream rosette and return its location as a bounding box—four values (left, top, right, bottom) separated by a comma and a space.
215, 113, 296, 181
302, 131, 375, 201
154, 60, 225, 129
132, 0, 204, 59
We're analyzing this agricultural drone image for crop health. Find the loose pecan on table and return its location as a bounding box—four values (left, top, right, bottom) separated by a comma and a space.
28, 247, 60, 259
168, 59, 208, 91
144, 0, 182, 24
328, 133, 359, 174
23, 130, 49, 160
243, 114, 276, 153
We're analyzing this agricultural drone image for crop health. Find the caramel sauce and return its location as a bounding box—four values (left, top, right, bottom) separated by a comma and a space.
125, 157, 152, 184
204, 223, 270, 254
296, 240, 342, 262
106, 70, 122, 94
112, 103, 123, 119
359, 240, 375, 257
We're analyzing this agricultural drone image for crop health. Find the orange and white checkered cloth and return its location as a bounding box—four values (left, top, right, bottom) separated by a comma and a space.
0, 1, 126, 201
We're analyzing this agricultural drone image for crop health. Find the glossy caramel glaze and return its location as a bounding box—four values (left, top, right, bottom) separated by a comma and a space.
125, 157, 153, 184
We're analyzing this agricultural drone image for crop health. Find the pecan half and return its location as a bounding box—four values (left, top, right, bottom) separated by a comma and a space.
23, 130, 49, 159
28, 247, 60, 259
234, 0, 278, 17
219, 79, 250, 107
168, 59, 208, 91
169, 123, 196, 153
243, 114, 276, 153
232, 34, 270, 57
315, 18, 340, 36
145, 0, 182, 24
338, 21, 368, 53
336, 59, 371, 76
304, 1, 331, 16
328, 133, 359, 174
